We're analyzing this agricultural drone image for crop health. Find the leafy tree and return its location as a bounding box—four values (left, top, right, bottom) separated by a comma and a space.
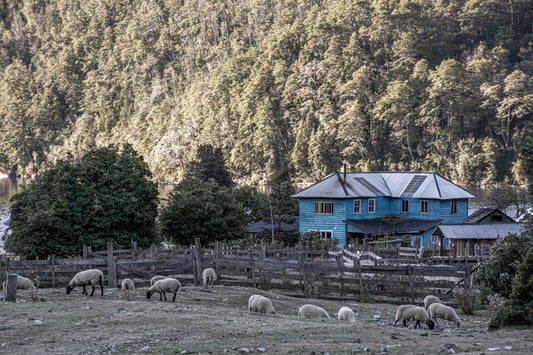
232, 185, 270, 225
184, 144, 233, 188
159, 178, 247, 246
519, 135, 533, 193
268, 165, 299, 245
3, 144, 159, 258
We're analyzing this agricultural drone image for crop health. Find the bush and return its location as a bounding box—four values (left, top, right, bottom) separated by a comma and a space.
453, 287, 479, 315
486, 293, 505, 317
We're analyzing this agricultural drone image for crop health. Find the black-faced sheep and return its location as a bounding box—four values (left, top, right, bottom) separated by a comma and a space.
248, 294, 276, 314
423, 295, 442, 311
394, 305, 435, 330
121, 278, 135, 301
202, 268, 217, 289
427, 303, 461, 328
146, 278, 181, 302
298, 304, 331, 319
66, 269, 104, 296
337, 306, 356, 322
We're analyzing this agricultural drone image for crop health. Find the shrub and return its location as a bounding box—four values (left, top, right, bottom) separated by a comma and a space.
453, 287, 479, 315
486, 293, 505, 317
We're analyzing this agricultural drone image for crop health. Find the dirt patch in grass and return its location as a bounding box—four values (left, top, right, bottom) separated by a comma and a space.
1, 285, 532, 354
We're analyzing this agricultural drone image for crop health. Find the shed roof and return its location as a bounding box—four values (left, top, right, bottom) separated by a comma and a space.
247, 217, 299, 234
292, 172, 474, 200
460, 208, 515, 224
436, 223, 526, 240
344, 218, 442, 236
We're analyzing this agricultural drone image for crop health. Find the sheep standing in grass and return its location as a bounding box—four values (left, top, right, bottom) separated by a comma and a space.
298, 304, 331, 319
248, 294, 276, 314
427, 303, 461, 328
424, 295, 441, 311
202, 268, 217, 289
337, 307, 356, 322
394, 305, 435, 330
146, 278, 181, 302
66, 269, 104, 296
121, 278, 135, 301
2, 275, 36, 292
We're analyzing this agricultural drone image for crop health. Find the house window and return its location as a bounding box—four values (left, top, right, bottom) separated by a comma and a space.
354, 200, 361, 214
320, 230, 333, 240
450, 200, 458, 215
368, 199, 375, 213
315, 201, 334, 215
401, 200, 409, 213
421, 200, 429, 214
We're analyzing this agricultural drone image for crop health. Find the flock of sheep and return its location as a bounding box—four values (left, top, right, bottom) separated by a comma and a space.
3, 268, 461, 330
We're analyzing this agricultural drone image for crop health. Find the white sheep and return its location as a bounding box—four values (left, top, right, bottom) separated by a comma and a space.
248, 294, 276, 314
394, 305, 435, 330
202, 268, 217, 289
66, 269, 104, 296
146, 278, 181, 302
150, 275, 167, 286
337, 306, 356, 322
298, 304, 331, 319
427, 303, 461, 328
2, 275, 36, 291
121, 278, 135, 301
424, 295, 441, 311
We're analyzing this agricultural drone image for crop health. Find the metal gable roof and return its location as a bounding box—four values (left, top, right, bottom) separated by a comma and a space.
437, 223, 526, 239
292, 171, 475, 200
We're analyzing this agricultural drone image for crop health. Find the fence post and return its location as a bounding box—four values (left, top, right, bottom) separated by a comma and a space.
131, 240, 138, 260
336, 254, 345, 297
357, 259, 363, 300
150, 244, 158, 274
194, 238, 202, 286
83, 245, 88, 258
299, 251, 308, 298
464, 264, 472, 290
6, 273, 18, 302
248, 250, 256, 288
107, 243, 117, 288
408, 265, 415, 304
51, 254, 56, 288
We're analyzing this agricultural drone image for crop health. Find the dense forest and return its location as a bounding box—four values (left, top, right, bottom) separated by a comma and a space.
0, 0, 532, 185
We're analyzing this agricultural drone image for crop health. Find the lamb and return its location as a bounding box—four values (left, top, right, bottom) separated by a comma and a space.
298, 304, 331, 319
424, 295, 442, 311
121, 278, 135, 301
146, 278, 181, 302
202, 268, 217, 289
427, 303, 461, 328
66, 269, 104, 296
248, 294, 276, 314
394, 305, 435, 330
2, 275, 36, 291
337, 306, 356, 322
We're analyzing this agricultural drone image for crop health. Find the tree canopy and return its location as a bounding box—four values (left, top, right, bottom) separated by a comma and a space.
0, 0, 532, 185
3, 144, 159, 258
159, 178, 247, 246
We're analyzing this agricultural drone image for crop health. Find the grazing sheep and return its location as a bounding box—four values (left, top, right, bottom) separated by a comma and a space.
150, 275, 167, 286
427, 303, 461, 328
394, 305, 435, 330
248, 294, 276, 314
298, 304, 331, 319
337, 307, 356, 322
424, 295, 442, 311
202, 268, 217, 289
121, 278, 135, 301
2, 275, 36, 291
146, 278, 181, 302
66, 269, 104, 296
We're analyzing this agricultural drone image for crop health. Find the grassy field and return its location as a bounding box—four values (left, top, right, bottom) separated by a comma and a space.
1, 284, 532, 354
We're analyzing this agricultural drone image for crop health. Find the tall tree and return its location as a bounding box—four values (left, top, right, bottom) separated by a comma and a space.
185, 144, 233, 188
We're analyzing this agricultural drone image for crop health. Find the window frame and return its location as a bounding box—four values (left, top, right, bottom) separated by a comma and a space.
401, 199, 409, 213
420, 200, 429, 214
353, 199, 361, 214
368, 199, 376, 213
314, 201, 334, 215
450, 200, 458, 215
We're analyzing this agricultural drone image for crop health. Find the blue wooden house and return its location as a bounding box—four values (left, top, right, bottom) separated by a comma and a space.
291, 171, 475, 247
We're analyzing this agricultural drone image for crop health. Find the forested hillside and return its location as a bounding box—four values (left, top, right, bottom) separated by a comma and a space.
0, 0, 532, 185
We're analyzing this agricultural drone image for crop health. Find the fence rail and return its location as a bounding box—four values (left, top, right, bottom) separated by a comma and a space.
1, 240, 477, 303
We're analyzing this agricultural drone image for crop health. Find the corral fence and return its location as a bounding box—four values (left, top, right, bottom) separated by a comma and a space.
1, 239, 478, 304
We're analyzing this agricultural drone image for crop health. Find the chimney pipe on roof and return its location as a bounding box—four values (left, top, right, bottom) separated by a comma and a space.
343, 163, 346, 183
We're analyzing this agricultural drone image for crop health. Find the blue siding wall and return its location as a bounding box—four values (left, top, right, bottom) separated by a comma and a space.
298, 198, 348, 246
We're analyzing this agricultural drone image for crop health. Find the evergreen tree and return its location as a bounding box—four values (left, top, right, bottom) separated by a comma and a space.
184, 144, 233, 188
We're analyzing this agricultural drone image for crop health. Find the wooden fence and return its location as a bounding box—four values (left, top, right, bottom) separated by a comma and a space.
1, 240, 476, 304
